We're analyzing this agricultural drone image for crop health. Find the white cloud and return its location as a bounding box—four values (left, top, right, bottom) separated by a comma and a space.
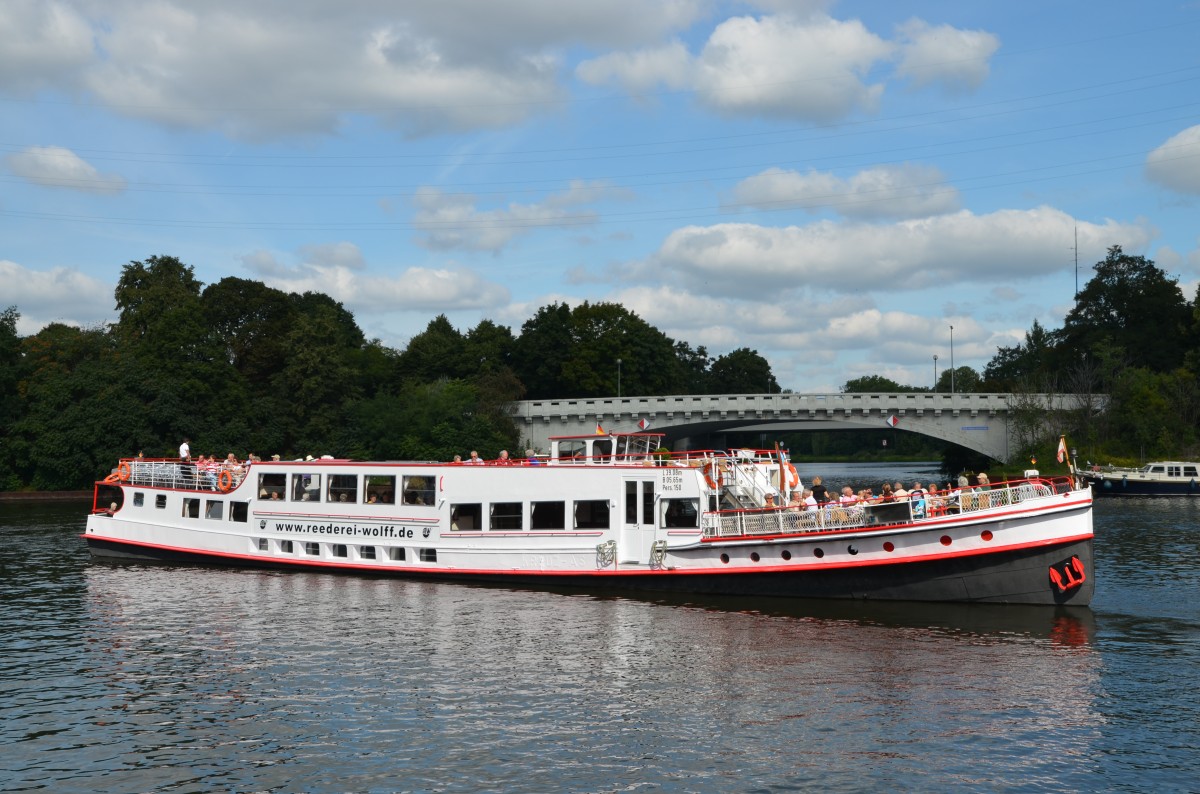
894, 19, 1000, 92
1146, 125, 1200, 195
645, 207, 1152, 299
730, 164, 961, 219
0, 0, 709, 140
694, 15, 891, 120
6, 146, 127, 194
575, 41, 693, 93
240, 247, 509, 312
0, 261, 115, 333
0, 1, 94, 93
412, 181, 627, 252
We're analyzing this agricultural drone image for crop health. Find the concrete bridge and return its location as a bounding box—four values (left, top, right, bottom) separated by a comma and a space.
512, 392, 1103, 463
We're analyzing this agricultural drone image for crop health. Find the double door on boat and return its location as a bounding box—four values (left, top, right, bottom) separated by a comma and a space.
619, 478, 658, 564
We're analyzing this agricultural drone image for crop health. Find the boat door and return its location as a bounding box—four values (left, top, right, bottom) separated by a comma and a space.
619, 478, 656, 563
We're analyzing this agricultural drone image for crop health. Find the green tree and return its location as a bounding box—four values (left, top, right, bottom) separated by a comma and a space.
843, 375, 906, 393
1057, 246, 1190, 376
983, 319, 1056, 391
708, 347, 777, 394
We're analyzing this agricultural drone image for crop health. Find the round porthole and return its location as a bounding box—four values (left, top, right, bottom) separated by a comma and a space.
813, 548, 824, 558
781, 550, 792, 560
720, 553, 730, 564
883, 542, 895, 552
980, 530, 994, 541
750, 552, 760, 562
940, 535, 952, 546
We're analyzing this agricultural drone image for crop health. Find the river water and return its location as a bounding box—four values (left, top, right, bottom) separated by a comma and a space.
2, 469, 1199, 792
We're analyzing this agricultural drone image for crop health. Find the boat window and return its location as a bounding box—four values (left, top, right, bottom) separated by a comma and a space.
359, 546, 376, 560
419, 548, 437, 563
558, 440, 586, 462
292, 473, 321, 502
575, 499, 610, 529
490, 502, 523, 530
304, 542, 320, 555
205, 500, 223, 520
1147, 466, 1164, 475
643, 482, 655, 524
230, 501, 249, 523
133, 493, 144, 507
156, 494, 167, 509
332, 544, 347, 558
328, 474, 357, 504
279, 540, 293, 553
387, 547, 406, 561
451, 503, 482, 530
593, 438, 613, 462
258, 473, 286, 501
365, 475, 395, 504
531, 501, 566, 530
1186, 467, 1199, 478
1168, 466, 1181, 477
402, 475, 434, 506
663, 498, 699, 528
256, 538, 268, 551
625, 481, 638, 523
182, 497, 200, 519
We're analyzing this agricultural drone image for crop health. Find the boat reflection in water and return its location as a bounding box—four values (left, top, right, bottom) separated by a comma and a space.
79, 556, 1106, 793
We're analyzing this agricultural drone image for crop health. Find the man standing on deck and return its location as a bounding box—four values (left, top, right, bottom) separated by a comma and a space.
179, 438, 191, 462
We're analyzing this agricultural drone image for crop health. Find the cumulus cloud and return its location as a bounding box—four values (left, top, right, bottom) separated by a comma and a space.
0, 1, 94, 93
729, 164, 960, 219
6, 146, 127, 194
894, 19, 1000, 92
240, 247, 509, 312
0, 260, 115, 333
1145, 125, 1200, 195
641, 207, 1152, 299
412, 180, 628, 252
0, 0, 707, 140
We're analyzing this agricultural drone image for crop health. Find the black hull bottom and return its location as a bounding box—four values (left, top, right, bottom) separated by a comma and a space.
86, 537, 1094, 606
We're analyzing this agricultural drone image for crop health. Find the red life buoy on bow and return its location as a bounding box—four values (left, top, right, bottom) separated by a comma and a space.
117, 461, 131, 481
217, 470, 234, 493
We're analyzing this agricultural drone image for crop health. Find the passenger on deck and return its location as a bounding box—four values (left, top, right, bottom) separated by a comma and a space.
838, 487, 858, 506
810, 476, 828, 505
763, 493, 777, 509
788, 491, 804, 510
493, 450, 513, 465
197, 455, 218, 490
880, 483, 895, 502
893, 482, 909, 499
525, 449, 540, 466
451, 455, 463, 464
465, 451, 485, 466
179, 438, 191, 462
802, 490, 818, 509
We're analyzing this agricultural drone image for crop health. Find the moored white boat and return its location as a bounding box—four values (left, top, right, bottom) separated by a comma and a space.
84, 433, 1094, 605
1072, 461, 1200, 496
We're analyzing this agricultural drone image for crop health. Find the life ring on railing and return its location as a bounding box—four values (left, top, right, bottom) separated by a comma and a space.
703, 461, 725, 490
117, 461, 131, 481
103, 473, 120, 483
217, 470, 234, 493
786, 463, 799, 489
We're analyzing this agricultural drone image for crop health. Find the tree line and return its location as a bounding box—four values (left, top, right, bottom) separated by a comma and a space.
1, 246, 1194, 491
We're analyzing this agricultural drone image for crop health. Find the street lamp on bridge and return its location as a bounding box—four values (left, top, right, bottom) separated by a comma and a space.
933, 354, 938, 392
617, 358, 622, 398
949, 325, 955, 394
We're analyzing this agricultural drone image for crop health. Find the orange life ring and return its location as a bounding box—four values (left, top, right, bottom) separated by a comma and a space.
103, 473, 120, 484
786, 463, 799, 489
703, 461, 725, 490
117, 461, 131, 481
217, 470, 234, 493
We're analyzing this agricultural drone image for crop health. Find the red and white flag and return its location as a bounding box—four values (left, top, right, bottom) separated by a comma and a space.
638, 418, 651, 430
1056, 436, 1068, 464
886, 415, 899, 428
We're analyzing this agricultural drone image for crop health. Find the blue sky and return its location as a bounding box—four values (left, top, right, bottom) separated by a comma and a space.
2, 0, 1199, 392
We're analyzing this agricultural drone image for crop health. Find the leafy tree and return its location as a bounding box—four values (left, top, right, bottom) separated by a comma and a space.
673, 341, 712, 394
843, 375, 906, 393
708, 347, 777, 394
395, 314, 467, 385
1057, 246, 1190, 376
937, 366, 983, 393
983, 319, 1056, 391
200, 277, 295, 383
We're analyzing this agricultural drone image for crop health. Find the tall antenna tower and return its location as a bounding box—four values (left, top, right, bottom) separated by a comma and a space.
1073, 225, 1079, 298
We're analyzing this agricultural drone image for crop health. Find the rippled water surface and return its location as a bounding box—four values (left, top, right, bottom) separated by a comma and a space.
2, 494, 1199, 792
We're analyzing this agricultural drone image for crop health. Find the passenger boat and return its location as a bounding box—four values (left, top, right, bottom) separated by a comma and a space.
1072, 460, 1200, 496
83, 433, 1094, 605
